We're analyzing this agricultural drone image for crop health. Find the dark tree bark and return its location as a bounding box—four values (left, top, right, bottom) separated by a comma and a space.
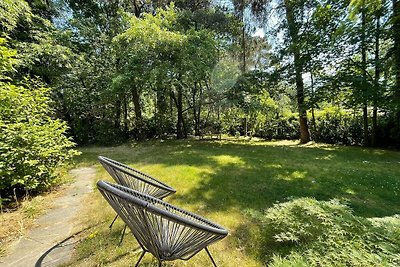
241, 14, 246, 73
197, 83, 203, 136
123, 93, 128, 138
171, 86, 185, 139
131, 84, 143, 140
361, 3, 369, 146
283, 0, 310, 143
310, 70, 316, 138
156, 87, 168, 136
372, 12, 381, 147
114, 96, 121, 130
393, 0, 400, 131
132, 0, 145, 18
192, 82, 202, 136
234, 0, 247, 73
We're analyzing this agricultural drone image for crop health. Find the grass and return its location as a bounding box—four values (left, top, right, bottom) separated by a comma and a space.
67, 138, 400, 266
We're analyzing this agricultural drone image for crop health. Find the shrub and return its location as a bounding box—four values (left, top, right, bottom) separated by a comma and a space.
262, 115, 300, 140
0, 81, 79, 192
254, 198, 400, 267
312, 107, 363, 145
0, 40, 79, 195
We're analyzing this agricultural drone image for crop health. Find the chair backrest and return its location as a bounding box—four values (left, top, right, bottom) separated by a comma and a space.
97, 180, 228, 261
98, 156, 176, 199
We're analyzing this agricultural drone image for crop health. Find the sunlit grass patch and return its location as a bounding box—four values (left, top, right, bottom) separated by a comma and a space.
68, 139, 400, 266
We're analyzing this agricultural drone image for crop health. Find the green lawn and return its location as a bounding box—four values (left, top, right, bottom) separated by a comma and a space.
67, 138, 400, 266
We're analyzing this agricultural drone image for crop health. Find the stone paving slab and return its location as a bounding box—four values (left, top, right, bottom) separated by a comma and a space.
0, 167, 96, 267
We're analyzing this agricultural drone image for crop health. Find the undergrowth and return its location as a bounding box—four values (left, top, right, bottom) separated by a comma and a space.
250, 198, 400, 266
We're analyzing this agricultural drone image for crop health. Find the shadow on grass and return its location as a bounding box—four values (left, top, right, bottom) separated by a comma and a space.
77, 139, 400, 218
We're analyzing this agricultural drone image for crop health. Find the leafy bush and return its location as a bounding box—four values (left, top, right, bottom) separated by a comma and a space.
0, 39, 79, 194
262, 115, 300, 140
312, 106, 363, 145
0, 81, 79, 192
254, 198, 400, 267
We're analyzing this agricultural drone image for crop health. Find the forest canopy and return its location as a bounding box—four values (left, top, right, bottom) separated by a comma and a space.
1, 0, 400, 148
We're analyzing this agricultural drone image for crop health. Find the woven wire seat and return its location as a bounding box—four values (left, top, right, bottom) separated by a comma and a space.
98, 156, 176, 244
97, 180, 228, 267
98, 156, 176, 199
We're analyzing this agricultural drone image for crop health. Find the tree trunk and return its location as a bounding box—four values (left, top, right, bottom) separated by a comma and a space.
132, 0, 144, 18
284, 0, 310, 143
171, 86, 185, 139
131, 85, 143, 140
192, 82, 201, 136
114, 96, 121, 131
197, 83, 203, 136
158, 87, 170, 136
372, 12, 381, 147
393, 0, 400, 142
241, 12, 246, 73
361, 4, 369, 146
123, 93, 128, 138
217, 104, 221, 140
310, 70, 316, 139
235, 0, 246, 73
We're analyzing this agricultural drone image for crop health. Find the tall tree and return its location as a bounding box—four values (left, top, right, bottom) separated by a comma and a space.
114, 6, 218, 139
342, 0, 389, 146
282, 0, 310, 143
393, 0, 400, 133
372, 5, 383, 146
252, 0, 321, 143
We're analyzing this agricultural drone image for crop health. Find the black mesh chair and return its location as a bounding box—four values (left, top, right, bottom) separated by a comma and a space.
97, 180, 228, 267
98, 156, 176, 243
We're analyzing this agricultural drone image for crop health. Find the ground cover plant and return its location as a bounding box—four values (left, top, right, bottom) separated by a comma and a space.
67, 138, 400, 266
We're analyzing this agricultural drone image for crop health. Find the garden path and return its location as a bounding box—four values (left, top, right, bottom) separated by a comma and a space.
0, 167, 96, 267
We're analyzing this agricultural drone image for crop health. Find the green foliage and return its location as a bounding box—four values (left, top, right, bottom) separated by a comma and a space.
0, 39, 79, 193
15, 33, 74, 83
225, 71, 299, 138
112, 5, 219, 139
2, 0, 398, 148
312, 106, 363, 145
0, 81, 79, 191
256, 198, 400, 267
0, 38, 17, 76
114, 6, 187, 84
0, 0, 31, 32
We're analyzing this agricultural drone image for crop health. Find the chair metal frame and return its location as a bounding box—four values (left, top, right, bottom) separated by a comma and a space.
97, 180, 228, 267
98, 156, 176, 244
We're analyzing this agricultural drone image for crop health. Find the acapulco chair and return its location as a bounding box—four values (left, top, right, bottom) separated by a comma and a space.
97, 180, 228, 267
98, 156, 176, 244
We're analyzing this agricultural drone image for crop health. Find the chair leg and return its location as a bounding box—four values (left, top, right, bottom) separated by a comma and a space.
135, 250, 146, 267
118, 224, 127, 246
205, 247, 218, 267
109, 214, 119, 230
